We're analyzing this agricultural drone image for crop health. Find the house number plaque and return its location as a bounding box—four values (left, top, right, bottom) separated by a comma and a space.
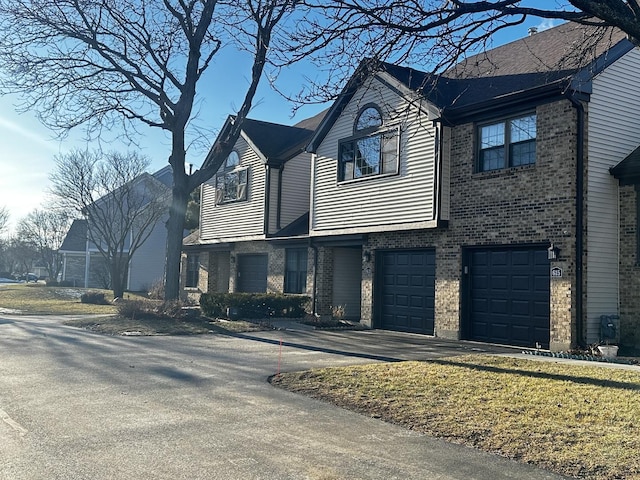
551, 267, 563, 278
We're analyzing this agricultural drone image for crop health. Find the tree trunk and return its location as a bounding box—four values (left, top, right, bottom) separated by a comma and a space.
164, 183, 188, 300
111, 261, 125, 299
164, 131, 189, 301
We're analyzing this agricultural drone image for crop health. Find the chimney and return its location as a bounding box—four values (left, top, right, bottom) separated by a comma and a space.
528, 27, 538, 36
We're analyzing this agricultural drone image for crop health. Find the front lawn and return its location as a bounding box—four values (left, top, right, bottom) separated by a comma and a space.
0, 284, 270, 335
0, 283, 117, 315
271, 355, 640, 480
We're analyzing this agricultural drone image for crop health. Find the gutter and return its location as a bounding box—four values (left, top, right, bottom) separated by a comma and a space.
568, 94, 585, 348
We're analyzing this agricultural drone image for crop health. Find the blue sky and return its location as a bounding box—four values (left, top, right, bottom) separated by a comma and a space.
0, 16, 556, 234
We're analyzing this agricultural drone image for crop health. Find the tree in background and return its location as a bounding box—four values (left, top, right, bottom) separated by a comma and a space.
4, 237, 38, 278
16, 209, 73, 282
0, 0, 306, 300
50, 150, 169, 298
0, 206, 8, 236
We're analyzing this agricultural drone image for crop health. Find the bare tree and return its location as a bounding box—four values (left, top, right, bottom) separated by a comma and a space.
0, 0, 302, 299
0, 207, 8, 236
50, 150, 169, 298
16, 209, 73, 282
5, 236, 38, 278
289, 0, 640, 81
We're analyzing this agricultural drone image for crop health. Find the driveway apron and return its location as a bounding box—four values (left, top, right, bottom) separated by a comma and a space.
0, 315, 566, 480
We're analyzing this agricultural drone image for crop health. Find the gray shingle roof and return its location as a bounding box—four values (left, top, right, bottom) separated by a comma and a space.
240, 110, 327, 164
59, 219, 87, 252
310, 22, 634, 151
611, 146, 640, 185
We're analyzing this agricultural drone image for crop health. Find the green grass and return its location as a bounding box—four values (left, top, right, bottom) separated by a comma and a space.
271, 355, 640, 480
0, 283, 117, 315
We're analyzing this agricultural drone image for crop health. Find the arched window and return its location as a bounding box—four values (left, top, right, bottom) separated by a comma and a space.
338, 104, 399, 182
355, 106, 383, 131
224, 151, 240, 169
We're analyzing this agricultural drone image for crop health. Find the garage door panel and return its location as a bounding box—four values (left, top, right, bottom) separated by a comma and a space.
468, 247, 550, 348
377, 249, 435, 335
237, 254, 268, 293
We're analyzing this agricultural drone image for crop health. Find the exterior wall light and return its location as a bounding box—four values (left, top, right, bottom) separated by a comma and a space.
363, 251, 371, 263
548, 243, 560, 261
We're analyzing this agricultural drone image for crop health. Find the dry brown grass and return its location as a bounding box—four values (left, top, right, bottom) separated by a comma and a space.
271, 355, 640, 480
63, 315, 270, 335
0, 283, 117, 315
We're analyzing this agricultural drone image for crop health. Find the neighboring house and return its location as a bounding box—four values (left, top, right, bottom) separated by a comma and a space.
188, 22, 640, 352
59, 166, 172, 291
181, 113, 325, 302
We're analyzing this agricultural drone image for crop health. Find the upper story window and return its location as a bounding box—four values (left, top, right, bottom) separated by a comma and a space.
338, 104, 399, 182
478, 113, 536, 172
216, 151, 248, 204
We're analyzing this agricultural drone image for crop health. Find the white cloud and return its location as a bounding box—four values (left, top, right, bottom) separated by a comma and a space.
536, 19, 556, 32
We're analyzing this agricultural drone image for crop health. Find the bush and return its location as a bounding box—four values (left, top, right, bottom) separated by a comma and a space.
116, 299, 186, 320
147, 279, 165, 300
45, 279, 59, 286
199, 293, 310, 319
80, 290, 110, 305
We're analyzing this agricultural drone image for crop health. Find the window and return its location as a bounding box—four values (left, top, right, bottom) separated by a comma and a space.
284, 248, 308, 294
215, 151, 248, 204
478, 114, 536, 172
185, 254, 199, 288
338, 104, 399, 182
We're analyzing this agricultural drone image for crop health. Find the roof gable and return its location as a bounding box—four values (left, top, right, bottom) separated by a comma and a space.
309, 22, 634, 147
59, 219, 87, 252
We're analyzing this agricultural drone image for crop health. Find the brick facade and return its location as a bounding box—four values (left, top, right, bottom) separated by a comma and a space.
619, 186, 640, 349
313, 99, 580, 350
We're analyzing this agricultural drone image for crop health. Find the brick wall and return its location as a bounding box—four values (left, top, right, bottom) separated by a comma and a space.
358, 99, 580, 350
619, 186, 640, 349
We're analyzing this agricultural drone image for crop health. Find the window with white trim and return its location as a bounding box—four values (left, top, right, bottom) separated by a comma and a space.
478, 113, 536, 172
338, 105, 400, 182
215, 151, 248, 204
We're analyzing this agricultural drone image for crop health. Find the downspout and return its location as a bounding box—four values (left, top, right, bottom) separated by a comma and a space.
433, 120, 442, 222
276, 166, 284, 230
310, 239, 318, 317
568, 94, 585, 347
264, 165, 271, 236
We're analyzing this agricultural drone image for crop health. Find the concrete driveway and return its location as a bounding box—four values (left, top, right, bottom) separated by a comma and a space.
0, 315, 566, 480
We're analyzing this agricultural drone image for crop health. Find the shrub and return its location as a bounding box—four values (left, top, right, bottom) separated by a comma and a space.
80, 290, 110, 305
199, 293, 310, 319
116, 299, 186, 320
45, 279, 59, 286
147, 279, 165, 300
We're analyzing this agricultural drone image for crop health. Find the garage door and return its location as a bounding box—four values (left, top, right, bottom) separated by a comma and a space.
237, 254, 268, 293
467, 247, 550, 348
377, 250, 435, 334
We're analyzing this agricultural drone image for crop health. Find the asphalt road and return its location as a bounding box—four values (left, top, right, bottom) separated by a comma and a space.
0, 315, 567, 480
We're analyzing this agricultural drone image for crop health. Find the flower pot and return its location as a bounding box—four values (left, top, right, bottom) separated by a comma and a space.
597, 345, 619, 358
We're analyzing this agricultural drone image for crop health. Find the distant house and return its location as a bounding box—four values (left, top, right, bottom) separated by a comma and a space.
187, 22, 640, 352
59, 166, 173, 291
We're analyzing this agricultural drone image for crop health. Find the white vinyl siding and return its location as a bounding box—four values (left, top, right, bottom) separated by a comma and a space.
267, 166, 279, 235
280, 152, 312, 228
332, 247, 362, 320
587, 47, 640, 343
200, 136, 266, 242
128, 215, 168, 291
311, 76, 438, 236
